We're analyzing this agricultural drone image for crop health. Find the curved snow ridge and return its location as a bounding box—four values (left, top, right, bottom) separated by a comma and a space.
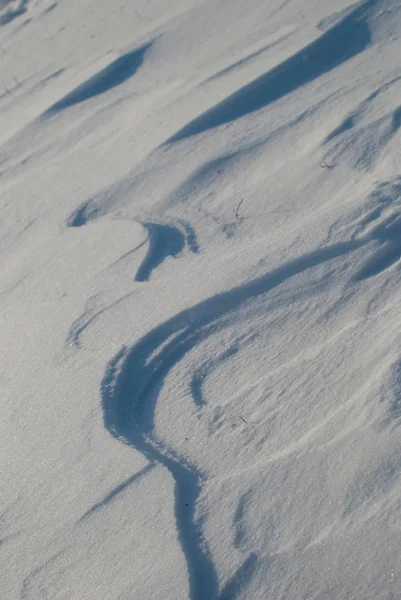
65, 293, 134, 351
134, 218, 198, 282
44, 41, 153, 115
101, 346, 219, 600
190, 345, 239, 409
101, 238, 370, 599
165, 0, 377, 143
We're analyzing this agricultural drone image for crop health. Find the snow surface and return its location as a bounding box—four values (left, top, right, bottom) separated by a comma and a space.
1, 0, 401, 598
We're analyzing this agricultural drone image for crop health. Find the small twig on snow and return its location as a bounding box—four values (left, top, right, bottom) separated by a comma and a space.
235, 198, 243, 219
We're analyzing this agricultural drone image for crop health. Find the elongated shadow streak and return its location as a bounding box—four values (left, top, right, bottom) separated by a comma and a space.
45, 42, 152, 114
166, 0, 374, 142
79, 463, 154, 521
100, 238, 362, 600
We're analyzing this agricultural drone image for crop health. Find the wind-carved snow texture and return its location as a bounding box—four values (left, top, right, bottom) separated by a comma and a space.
66, 203, 198, 282
100, 179, 401, 596
324, 75, 401, 170
166, 0, 375, 142
354, 212, 401, 280
350, 178, 401, 281
135, 220, 199, 282
325, 76, 401, 144
4, 0, 401, 597
101, 237, 379, 599
385, 362, 401, 425
45, 42, 152, 114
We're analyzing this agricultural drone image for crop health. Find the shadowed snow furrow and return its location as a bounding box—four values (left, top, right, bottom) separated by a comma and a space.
66, 199, 198, 283
166, 0, 375, 142
190, 346, 239, 409
233, 491, 252, 549
45, 42, 152, 114
101, 346, 219, 600
0, 0, 28, 26
101, 238, 370, 599
135, 220, 198, 282
43, 3, 57, 15
67, 199, 102, 227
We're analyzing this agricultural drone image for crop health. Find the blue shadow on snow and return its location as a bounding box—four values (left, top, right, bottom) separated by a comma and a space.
46, 42, 152, 113
135, 221, 199, 282
167, 0, 374, 142
101, 237, 367, 600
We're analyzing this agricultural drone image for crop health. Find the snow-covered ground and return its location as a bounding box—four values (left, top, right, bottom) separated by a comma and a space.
1, 0, 401, 598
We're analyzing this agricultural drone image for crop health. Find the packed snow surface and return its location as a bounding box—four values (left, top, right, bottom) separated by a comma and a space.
1, 0, 401, 598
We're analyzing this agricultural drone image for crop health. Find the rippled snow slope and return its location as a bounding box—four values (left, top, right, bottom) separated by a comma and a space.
1, 1, 401, 598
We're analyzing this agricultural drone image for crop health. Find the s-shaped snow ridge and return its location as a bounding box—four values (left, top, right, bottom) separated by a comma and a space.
101, 235, 368, 598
